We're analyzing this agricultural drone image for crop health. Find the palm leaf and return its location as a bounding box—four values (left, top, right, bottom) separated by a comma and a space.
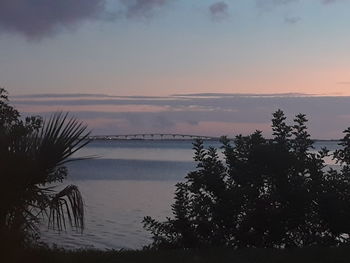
48, 185, 84, 232
33, 113, 90, 231
34, 112, 91, 184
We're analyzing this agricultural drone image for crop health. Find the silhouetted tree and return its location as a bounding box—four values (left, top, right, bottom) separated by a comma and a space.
0, 88, 90, 248
144, 110, 350, 249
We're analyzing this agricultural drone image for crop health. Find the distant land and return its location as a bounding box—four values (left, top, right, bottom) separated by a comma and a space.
87, 134, 340, 142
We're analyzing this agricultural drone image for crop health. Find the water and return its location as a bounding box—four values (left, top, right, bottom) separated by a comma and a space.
39, 140, 340, 250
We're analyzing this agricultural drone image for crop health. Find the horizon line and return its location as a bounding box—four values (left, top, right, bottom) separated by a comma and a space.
10, 91, 349, 99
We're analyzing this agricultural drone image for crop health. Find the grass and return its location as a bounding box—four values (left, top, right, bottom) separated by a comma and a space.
4, 247, 350, 263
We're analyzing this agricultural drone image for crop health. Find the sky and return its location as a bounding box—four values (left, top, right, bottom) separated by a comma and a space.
2, 0, 350, 138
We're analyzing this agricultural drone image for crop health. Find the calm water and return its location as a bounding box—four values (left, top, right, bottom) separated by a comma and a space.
39, 140, 340, 250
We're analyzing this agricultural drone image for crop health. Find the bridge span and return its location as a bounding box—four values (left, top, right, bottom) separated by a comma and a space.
89, 133, 219, 141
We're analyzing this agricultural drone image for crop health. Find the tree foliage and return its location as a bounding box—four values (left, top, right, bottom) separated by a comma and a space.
0, 88, 90, 247
144, 109, 350, 249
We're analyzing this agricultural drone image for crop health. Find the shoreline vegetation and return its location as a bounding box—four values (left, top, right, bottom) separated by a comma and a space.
5, 247, 350, 263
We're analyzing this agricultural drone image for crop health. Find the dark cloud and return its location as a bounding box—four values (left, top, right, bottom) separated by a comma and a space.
120, 0, 170, 18
209, 2, 229, 21
0, 0, 172, 39
0, 0, 341, 39
0, 0, 106, 39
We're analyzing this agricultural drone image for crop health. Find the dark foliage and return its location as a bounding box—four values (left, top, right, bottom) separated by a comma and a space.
6, 247, 350, 263
0, 88, 90, 248
144, 109, 350, 249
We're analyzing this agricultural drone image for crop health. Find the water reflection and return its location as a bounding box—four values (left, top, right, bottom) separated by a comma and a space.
40, 180, 175, 250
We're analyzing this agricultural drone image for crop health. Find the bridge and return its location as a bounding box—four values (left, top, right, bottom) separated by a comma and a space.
89, 133, 219, 141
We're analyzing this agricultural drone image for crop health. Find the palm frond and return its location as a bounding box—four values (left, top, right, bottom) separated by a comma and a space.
48, 185, 84, 232
34, 112, 91, 183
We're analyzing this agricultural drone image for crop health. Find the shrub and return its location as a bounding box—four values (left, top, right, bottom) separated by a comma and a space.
144, 110, 350, 249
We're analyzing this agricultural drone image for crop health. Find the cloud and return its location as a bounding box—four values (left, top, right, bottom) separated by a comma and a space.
1, 0, 341, 39
284, 16, 301, 24
256, 0, 342, 10
174, 92, 313, 98
321, 0, 340, 4
0, 0, 107, 39
13, 93, 110, 98
0, 0, 172, 39
209, 2, 229, 21
121, 0, 170, 19
186, 120, 199, 126
337, 82, 350, 85
256, 0, 298, 10
153, 115, 176, 129
12, 92, 350, 139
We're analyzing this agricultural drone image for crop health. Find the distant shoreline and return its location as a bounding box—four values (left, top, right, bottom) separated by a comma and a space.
86, 137, 341, 142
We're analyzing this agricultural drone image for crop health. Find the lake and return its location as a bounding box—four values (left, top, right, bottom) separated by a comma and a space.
39, 140, 340, 250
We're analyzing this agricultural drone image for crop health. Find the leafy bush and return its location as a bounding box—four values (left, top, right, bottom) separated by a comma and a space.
144, 110, 350, 249
0, 88, 90, 248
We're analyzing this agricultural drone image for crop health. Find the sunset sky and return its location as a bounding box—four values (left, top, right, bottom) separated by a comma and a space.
2, 0, 350, 138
